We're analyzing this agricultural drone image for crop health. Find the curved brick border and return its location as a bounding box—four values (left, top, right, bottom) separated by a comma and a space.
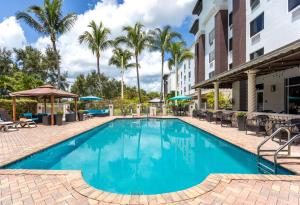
2, 170, 300, 204
70, 172, 222, 204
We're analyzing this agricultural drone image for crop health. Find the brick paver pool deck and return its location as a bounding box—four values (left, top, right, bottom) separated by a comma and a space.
1, 116, 300, 204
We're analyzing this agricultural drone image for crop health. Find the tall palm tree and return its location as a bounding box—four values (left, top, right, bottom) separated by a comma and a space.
115, 23, 151, 103
168, 42, 193, 97
109, 47, 136, 99
79, 21, 112, 75
16, 0, 77, 89
149, 26, 181, 101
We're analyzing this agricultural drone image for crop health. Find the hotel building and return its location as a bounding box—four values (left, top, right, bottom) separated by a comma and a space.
190, 0, 300, 114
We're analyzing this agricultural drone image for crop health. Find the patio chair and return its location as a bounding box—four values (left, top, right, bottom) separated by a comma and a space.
206, 111, 214, 122
214, 111, 223, 124
246, 115, 269, 135
0, 109, 19, 132
198, 110, 207, 120
192, 110, 198, 118
272, 118, 300, 142
221, 112, 234, 127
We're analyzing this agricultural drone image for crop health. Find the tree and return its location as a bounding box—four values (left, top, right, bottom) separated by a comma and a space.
168, 42, 193, 97
16, 0, 77, 89
116, 23, 151, 103
149, 26, 181, 101
14, 46, 46, 80
0, 48, 16, 76
109, 47, 135, 99
79, 21, 112, 75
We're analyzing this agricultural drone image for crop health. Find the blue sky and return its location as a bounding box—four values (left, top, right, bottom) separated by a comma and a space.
0, 0, 194, 46
0, 0, 195, 91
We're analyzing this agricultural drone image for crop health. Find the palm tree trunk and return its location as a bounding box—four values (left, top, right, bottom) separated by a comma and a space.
96, 53, 100, 75
135, 54, 142, 104
175, 56, 178, 105
160, 52, 164, 102
121, 70, 124, 99
51, 34, 60, 89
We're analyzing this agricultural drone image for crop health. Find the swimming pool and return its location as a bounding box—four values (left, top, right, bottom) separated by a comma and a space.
4, 118, 293, 194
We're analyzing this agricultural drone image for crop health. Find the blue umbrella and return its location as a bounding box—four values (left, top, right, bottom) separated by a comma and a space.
169, 95, 192, 101
79, 96, 103, 101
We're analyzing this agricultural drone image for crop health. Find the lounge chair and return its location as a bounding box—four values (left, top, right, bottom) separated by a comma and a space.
221, 112, 234, 127
0, 109, 19, 132
246, 115, 269, 135
272, 118, 300, 142
17, 118, 37, 128
20, 113, 39, 122
206, 111, 214, 122
198, 110, 207, 120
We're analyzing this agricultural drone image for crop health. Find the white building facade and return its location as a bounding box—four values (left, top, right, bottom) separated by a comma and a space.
190, 0, 300, 114
178, 45, 196, 96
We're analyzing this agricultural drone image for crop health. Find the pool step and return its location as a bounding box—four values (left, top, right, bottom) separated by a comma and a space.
257, 162, 275, 174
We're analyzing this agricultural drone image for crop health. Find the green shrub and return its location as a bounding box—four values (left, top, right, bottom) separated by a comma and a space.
0, 99, 37, 118
237, 112, 247, 117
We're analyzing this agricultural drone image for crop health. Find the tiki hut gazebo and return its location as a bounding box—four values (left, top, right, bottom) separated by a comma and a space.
9, 85, 78, 126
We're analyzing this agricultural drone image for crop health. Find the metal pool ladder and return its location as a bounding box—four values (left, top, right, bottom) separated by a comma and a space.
256, 127, 299, 174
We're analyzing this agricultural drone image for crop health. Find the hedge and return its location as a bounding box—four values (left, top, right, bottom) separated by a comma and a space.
0, 99, 37, 118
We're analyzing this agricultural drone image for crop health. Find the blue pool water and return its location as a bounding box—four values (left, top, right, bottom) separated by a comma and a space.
5, 118, 293, 194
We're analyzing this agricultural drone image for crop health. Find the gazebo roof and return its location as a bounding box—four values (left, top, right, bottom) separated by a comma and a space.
9, 85, 78, 98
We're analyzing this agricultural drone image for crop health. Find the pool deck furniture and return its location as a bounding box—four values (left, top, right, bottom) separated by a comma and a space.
16, 118, 37, 128
221, 112, 234, 127
9, 85, 78, 126
2, 116, 300, 204
19, 113, 39, 122
86, 109, 109, 117
0, 121, 18, 132
246, 115, 269, 135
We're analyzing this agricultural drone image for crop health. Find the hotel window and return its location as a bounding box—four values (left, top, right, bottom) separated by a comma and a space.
184, 64, 186, 72
209, 29, 215, 46
184, 87, 186, 92
285, 76, 300, 114
250, 48, 264, 60
209, 71, 215, 79
188, 71, 191, 79
229, 63, 233, 70
229, 12, 233, 27
250, 0, 260, 10
209, 50, 215, 63
289, 0, 300, 11
250, 13, 264, 37
229, 38, 233, 51
189, 84, 191, 91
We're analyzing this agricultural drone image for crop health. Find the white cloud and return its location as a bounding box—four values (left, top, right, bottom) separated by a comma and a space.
0, 16, 26, 50
33, 0, 194, 91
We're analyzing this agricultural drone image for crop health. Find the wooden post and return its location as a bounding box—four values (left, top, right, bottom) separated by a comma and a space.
74, 97, 78, 121
44, 97, 47, 113
12, 97, 16, 122
50, 95, 54, 125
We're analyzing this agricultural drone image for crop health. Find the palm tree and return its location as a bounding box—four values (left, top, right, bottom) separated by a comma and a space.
168, 42, 193, 97
109, 47, 136, 99
149, 26, 181, 101
115, 23, 151, 103
16, 0, 77, 89
79, 21, 112, 75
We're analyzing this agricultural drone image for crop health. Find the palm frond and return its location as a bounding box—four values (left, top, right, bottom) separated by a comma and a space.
16, 12, 45, 33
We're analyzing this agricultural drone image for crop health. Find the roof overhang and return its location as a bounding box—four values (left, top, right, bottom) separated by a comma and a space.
192, 0, 203, 15
194, 39, 300, 89
189, 19, 199, 35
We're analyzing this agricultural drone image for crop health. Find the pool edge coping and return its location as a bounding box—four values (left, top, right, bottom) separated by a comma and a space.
1, 169, 300, 204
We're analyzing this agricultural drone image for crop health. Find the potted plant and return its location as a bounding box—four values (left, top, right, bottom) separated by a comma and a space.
78, 110, 85, 121
55, 111, 64, 126
237, 112, 247, 131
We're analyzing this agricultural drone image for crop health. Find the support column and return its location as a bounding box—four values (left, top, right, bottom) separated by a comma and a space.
74, 97, 78, 121
43, 98, 47, 113
197, 88, 202, 110
50, 95, 54, 126
214, 82, 220, 111
247, 70, 257, 113
12, 97, 16, 122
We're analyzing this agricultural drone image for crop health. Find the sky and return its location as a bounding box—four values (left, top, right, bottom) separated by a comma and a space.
0, 0, 195, 92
